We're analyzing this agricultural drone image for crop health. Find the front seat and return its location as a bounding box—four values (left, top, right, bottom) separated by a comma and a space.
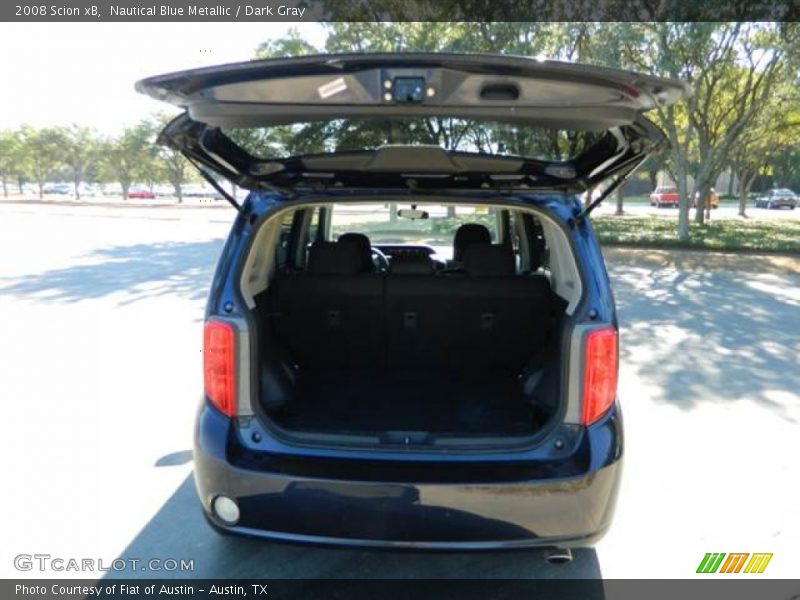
338, 232, 374, 273
452, 223, 492, 264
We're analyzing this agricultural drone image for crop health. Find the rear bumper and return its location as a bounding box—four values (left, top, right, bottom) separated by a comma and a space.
193, 406, 623, 549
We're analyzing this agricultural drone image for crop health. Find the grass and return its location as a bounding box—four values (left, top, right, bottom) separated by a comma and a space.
592, 214, 800, 253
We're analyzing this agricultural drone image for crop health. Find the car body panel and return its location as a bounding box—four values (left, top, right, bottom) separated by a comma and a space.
136, 54, 689, 195
650, 186, 679, 207
127, 186, 156, 199
195, 399, 623, 548
136, 53, 689, 125
756, 189, 797, 209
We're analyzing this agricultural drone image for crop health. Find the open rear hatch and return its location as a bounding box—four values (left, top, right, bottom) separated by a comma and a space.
136, 53, 689, 208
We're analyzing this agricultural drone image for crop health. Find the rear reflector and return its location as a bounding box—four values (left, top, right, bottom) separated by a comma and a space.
203, 319, 236, 417
581, 326, 618, 425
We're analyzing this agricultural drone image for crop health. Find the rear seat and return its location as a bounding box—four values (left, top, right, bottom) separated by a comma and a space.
385, 244, 552, 373
269, 240, 384, 369
269, 239, 553, 374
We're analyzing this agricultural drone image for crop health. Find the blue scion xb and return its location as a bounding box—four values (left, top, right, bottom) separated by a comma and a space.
136, 53, 688, 558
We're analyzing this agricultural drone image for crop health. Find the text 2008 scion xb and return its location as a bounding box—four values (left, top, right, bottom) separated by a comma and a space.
137, 54, 688, 553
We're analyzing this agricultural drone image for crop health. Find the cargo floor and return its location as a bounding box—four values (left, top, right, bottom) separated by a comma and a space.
274, 369, 540, 434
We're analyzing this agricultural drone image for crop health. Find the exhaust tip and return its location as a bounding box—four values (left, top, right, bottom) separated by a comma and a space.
545, 547, 573, 564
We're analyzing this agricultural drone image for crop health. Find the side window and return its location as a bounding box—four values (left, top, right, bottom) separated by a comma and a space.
507, 211, 522, 269
274, 210, 295, 270
523, 214, 549, 271
300, 207, 324, 268
307, 207, 322, 244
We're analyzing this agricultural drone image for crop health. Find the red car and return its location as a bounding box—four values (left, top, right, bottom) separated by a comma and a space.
128, 185, 156, 199
649, 186, 679, 208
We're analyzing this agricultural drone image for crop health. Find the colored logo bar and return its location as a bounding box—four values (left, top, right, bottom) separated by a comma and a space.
697, 553, 772, 574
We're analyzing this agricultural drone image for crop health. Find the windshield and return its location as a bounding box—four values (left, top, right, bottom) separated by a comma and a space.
330, 203, 498, 260
224, 118, 606, 163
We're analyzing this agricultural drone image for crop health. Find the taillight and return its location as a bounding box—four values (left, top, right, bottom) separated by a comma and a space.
203, 319, 236, 417
581, 326, 618, 425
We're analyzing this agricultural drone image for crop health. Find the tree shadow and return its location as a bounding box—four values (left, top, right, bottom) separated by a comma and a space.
0, 239, 225, 305
609, 262, 799, 421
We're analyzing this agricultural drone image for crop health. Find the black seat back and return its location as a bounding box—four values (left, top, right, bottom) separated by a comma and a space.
270, 240, 383, 369
453, 223, 491, 262
386, 244, 552, 373
337, 232, 374, 273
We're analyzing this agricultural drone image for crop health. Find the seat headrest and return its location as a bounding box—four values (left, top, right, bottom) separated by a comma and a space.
307, 241, 361, 275
390, 255, 434, 275
453, 223, 492, 262
337, 232, 373, 273
463, 244, 515, 277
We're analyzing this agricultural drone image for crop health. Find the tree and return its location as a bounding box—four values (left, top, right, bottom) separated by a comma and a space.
255, 27, 319, 58
100, 122, 153, 200
18, 125, 64, 198
728, 84, 800, 217
0, 130, 19, 198
615, 23, 791, 234
151, 114, 196, 202
252, 22, 800, 241
58, 124, 98, 199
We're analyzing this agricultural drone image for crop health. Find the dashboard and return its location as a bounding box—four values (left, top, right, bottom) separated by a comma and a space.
373, 244, 446, 271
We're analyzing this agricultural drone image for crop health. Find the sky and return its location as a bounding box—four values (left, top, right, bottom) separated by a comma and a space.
0, 23, 326, 133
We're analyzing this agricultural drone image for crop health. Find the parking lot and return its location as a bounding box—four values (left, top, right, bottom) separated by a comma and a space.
593, 199, 799, 221
0, 201, 797, 580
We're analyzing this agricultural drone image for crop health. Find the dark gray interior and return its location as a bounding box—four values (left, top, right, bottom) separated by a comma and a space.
252, 230, 566, 439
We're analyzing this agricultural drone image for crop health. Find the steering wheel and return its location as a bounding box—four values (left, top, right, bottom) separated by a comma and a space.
371, 247, 390, 272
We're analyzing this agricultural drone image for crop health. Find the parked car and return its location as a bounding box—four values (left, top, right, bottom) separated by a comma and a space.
153, 184, 176, 197
127, 185, 156, 199
137, 53, 689, 555
692, 188, 720, 209
181, 183, 214, 197
77, 183, 102, 197
649, 185, 680, 207
43, 182, 72, 195
755, 188, 797, 209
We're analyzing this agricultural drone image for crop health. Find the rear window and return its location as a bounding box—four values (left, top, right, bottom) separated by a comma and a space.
330, 203, 498, 260
224, 118, 606, 163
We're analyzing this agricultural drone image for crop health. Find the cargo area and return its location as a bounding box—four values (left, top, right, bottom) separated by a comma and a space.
238, 202, 578, 445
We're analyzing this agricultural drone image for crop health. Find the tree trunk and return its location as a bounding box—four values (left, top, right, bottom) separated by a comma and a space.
175, 183, 183, 203
648, 169, 658, 192
694, 184, 707, 226
389, 203, 398, 222
447, 206, 456, 218
17, 176, 23, 194
615, 188, 624, 215
676, 164, 690, 241
2, 176, 7, 198
122, 182, 130, 200
38, 181, 44, 199
737, 172, 753, 217
74, 178, 81, 200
